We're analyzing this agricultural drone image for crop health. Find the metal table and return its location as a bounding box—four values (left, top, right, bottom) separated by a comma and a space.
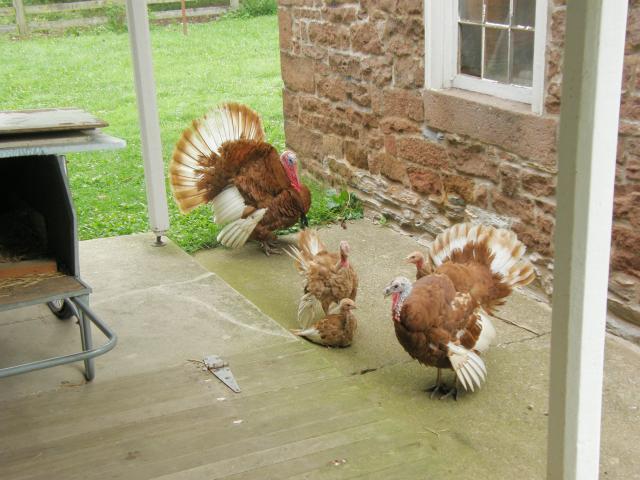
0, 125, 125, 381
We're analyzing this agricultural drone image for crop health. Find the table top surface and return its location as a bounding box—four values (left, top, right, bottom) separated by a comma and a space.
0, 108, 108, 135
0, 129, 126, 159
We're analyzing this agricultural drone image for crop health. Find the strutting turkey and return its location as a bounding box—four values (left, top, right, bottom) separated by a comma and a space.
170, 103, 311, 255
291, 298, 358, 348
383, 223, 535, 399
287, 229, 358, 329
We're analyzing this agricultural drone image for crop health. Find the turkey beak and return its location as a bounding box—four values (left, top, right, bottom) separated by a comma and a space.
404, 255, 412, 264
300, 213, 309, 229
383, 285, 393, 297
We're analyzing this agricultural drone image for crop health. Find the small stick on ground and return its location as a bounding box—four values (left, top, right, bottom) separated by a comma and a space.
186, 359, 206, 367
421, 427, 449, 438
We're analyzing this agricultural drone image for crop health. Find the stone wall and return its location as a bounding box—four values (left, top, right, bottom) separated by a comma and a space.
278, 0, 640, 335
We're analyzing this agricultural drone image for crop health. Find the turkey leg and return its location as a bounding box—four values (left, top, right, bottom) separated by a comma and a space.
260, 239, 282, 256
425, 369, 457, 400
250, 224, 283, 256
425, 369, 445, 399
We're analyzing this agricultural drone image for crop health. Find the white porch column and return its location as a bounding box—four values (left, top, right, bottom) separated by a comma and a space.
547, 1, 628, 479
125, 0, 170, 242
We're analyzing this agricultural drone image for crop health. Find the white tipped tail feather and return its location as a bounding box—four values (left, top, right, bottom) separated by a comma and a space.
286, 246, 308, 274
297, 292, 325, 329
296, 293, 341, 329
429, 222, 536, 289
216, 208, 267, 249
290, 327, 322, 344
299, 229, 325, 257
473, 310, 497, 354
211, 186, 247, 225
196, 103, 265, 155
447, 342, 488, 392
287, 230, 327, 274
169, 103, 265, 214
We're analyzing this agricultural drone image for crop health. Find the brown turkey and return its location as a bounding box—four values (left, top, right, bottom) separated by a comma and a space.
290, 298, 358, 348
384, 223, 535, 399
287, 229, 358, 329
170, 103, 311, 255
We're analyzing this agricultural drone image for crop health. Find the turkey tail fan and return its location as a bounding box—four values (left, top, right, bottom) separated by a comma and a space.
429, 222, 536, 310
430, 222, 535, 288
298, 229, 327, 261
169, 103, 265, 213
287, 230, 327, 274
196, 103, 265, 154
285, 245, 308, 274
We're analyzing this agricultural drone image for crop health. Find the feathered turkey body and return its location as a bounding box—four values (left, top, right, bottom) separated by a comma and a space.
170, 103, 311, 255
288, 229, 358, 329
384, 223, 535, 399
291, 298, 358, 348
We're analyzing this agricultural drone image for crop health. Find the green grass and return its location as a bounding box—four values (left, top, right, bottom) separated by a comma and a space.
1, 16, 361, 252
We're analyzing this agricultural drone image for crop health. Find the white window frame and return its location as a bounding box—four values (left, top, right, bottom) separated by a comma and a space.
425, 0, 549, 114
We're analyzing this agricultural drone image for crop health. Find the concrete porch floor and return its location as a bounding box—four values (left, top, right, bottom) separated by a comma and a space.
0, 221, 638, 479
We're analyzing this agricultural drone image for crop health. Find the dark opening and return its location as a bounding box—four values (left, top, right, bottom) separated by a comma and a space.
0, 155, 77, 277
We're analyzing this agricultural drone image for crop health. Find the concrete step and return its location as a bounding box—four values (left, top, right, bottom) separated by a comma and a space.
195, 218, 640, 480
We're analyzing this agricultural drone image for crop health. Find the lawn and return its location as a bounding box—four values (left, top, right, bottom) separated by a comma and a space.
1, 16, 360, 252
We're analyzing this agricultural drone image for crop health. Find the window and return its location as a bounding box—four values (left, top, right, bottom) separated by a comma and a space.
425, 0, 548, 113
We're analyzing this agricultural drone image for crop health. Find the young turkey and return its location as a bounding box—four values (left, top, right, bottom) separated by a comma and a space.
405, 251, 431, 280
287, 229, 358, 329
384, 223, 535, 399
170, 103, 311, 255
291, 298, 358, 348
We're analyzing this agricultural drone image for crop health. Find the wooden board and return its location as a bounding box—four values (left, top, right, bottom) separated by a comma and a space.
0, 108, 107, 135
0, 273, 89, 311
0, 130, 126, 159
0, 259, 57, 279
0, 129, 96, 149
0, 342, 434, 480
150, 6, 227, 20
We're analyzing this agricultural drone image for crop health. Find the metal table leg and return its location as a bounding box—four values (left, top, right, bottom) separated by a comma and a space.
0, 297, 117, 380
75, 295, 95, 381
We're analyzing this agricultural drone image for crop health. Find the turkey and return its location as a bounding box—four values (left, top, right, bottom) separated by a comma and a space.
291, 298, 358, 348
170, 103, 311, 255
406, 251, 431, 280
287, 229, 358, 329
383, 223, 535, 399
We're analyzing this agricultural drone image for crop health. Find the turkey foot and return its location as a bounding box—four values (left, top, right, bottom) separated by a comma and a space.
424, 369, 449, 399
438, 377, 460, 401
438, 385, 459, 401
425, 383, 452, 400
261, 239, 282, 256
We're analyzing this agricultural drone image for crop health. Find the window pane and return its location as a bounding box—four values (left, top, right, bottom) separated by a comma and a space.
459, 0, 483, 22
459, 24, 482, 77
511, 30, 534, 86
513, 0, 536, 28
484, 27, 509, 82
485, 0, 510, 25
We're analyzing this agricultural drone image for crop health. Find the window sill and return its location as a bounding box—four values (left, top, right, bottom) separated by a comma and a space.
422, 87, 558, 171
431, 87, 536, 113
